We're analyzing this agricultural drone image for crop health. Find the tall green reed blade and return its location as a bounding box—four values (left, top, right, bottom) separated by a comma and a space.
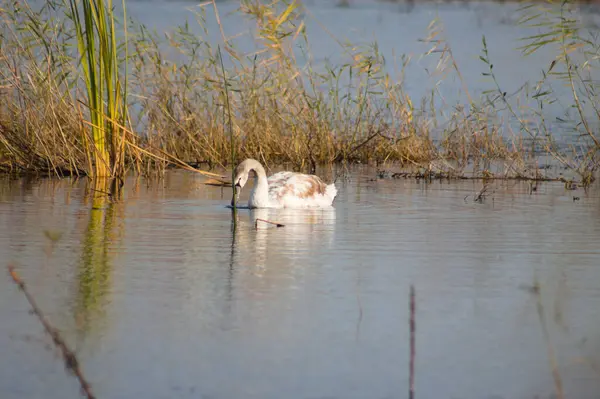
70, 0, 104, 177
69, 0, 127, 178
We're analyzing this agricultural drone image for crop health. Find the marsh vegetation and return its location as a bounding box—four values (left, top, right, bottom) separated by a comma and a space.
1, 0, 600, 186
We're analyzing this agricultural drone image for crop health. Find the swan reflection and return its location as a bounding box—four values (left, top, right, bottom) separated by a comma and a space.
232, 207, 336, 271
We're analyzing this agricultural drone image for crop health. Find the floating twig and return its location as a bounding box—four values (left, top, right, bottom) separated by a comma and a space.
7, 265, 96, 399
409, 285, 416, 399
254, 218, 285, 229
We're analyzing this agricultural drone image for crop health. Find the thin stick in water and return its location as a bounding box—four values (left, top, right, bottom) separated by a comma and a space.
534, 282, 564, 399
7, 265, 96, 399
254, 218, 285, 229
409, 284, 416, 399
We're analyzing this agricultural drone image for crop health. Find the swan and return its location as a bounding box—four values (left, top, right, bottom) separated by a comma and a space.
230, 159, 338, 209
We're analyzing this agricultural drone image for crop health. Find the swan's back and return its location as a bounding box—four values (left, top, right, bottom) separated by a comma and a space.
267, 171, 337, 208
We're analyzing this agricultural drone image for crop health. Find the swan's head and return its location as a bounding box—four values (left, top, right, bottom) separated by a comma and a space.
233, 165, 250, 190
231, 159, 255, 206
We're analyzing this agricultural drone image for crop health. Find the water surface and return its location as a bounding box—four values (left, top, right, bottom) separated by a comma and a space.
2, 168, 600, 399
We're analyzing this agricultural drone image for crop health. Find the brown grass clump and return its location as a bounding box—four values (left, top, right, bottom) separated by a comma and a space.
0, 0, 599, 183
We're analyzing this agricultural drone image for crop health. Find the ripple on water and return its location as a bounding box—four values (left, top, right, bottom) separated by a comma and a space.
2, 170, 600, 399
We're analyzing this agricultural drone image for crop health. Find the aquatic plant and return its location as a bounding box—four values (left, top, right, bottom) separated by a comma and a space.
68, 0, 128, 178
0, 0, 598, 184
515, 0, 600, 184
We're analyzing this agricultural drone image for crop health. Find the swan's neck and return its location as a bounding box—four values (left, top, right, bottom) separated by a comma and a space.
249, 164, 270, 208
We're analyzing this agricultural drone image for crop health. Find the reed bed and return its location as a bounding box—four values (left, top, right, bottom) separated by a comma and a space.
0, 0, 599, 184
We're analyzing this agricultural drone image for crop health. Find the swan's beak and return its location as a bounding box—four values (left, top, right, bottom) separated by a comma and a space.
231, 183, 241, 207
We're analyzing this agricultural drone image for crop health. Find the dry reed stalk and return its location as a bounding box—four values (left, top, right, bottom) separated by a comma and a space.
204, 177, 231, 187
7, 265, 96, 399
409, 285, 416, 399
217, 44, 237, 214
82, 119, 226, 178
534, 283, 564, 399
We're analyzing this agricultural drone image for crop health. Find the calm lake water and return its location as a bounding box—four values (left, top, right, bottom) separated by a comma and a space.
3, 1, 600, 398
2, 167, 600, 399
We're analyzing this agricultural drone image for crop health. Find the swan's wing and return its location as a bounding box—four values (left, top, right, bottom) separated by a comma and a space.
267, 172, 328, 203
